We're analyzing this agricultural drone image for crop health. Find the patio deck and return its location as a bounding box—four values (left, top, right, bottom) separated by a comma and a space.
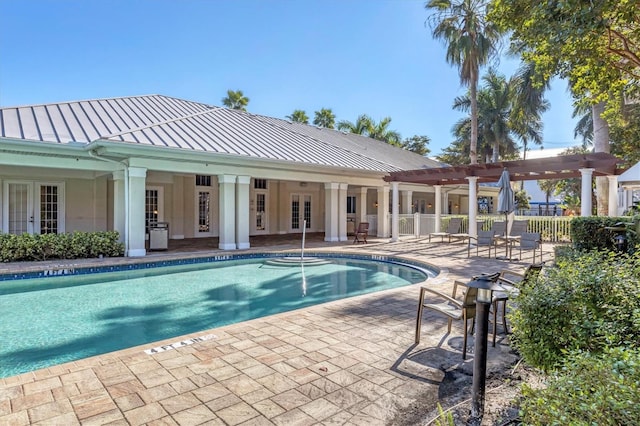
0, 236, 556, 425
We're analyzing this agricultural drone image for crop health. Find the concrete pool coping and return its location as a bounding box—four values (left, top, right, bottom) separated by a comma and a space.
0, 237, 556, 425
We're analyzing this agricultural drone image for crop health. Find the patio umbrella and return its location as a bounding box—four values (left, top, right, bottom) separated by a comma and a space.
497, 168, 515, 237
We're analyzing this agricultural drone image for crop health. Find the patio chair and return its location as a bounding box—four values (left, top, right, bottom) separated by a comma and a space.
509, 220, 529, 237
467, 230, 497, 258
353, 222, 369, 244
491, 263, 545, 344
490, 221, 506, 237
515, 232, 542, 263
428, 217, 463, 242
415, 280, 477, 359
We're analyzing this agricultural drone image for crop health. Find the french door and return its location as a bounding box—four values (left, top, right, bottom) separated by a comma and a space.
253, 191, 268, 234
291, 193, 311, 232
195, 188, 215, 237
3, 181, 65, 234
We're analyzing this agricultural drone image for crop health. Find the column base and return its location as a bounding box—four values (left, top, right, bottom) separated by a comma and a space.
324, 237, 340, 242
127, 249, 147, 257
237, 242, 250, 249
218, 243, 237, 250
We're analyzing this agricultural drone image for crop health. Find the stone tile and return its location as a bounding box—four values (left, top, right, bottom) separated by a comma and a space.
10, 389, 54, 412
205, 393, 242, 412
240, 387, 274, 405
0, 385, 22, 401
99, 371, 137, 387
27, 399, 73, 423
33, 411, 80, 425
106, 378, 146, 399
59, 368, 97, 385
271, 408, 315, 426
295, 383, 326, 400
123, 401, 168, 425
357, 368, 395, 386
52, 383, 81, 400
215, 401, 259, 426
241, 364, 276, 380
159, 354, 200, 370
71, 393, 118, 420
298, 398, 341, 421
76, 378, 105, 393
188, 358, 227, 375
321, 410, 353, 426
188, 373, 217, 388
347, 380, 388, 402
220, 375, 264, 397
171, 404, 217, 426
206, 365, 241, 381
269, 389, 311, 411
80, 408, 126, 426
0, 399, 9, 416
268, 362, 296, 375
22, 376, 62, 395
325, 370, 361, 387
146, 417, 179, 426
324, 388, 365, 410
0, 411, 30, 426
138, 383, 178, 404
310, 377, 342, 394
327, 354, 360, 369
136, 368, 176, 388
288, 368, 321, 385
170, 377, 199, 394
256, 373, 298, 394
115, 392, 145, 412
191, 383, 230, 403
253, 398, 286, 419
159, 392, 200, 414
237, 414, 274, 426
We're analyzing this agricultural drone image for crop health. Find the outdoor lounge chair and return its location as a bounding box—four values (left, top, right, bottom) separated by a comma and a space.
491, 263, 545, 344
509, 220, 529, 237
428, 217, 463, 242
353, 222, 369, 244
515, 232, 542, 263
467, 230, 497, 258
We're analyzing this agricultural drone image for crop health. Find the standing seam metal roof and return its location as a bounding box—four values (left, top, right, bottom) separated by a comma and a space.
0, 94, 436, 172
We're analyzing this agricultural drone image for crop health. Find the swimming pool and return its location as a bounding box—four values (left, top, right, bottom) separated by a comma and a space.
0, 254, 436, 378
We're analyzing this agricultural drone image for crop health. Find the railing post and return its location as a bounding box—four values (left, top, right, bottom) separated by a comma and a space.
414, 213, 420, 238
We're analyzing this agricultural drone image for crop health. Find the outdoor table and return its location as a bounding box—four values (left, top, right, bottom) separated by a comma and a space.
494, 235, 521, 260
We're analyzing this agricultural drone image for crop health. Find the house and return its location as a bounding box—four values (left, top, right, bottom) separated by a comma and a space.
0, 95, 484, 256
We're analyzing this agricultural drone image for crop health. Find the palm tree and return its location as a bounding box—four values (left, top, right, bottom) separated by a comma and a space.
426, 0, 501, 164
286, 110, 309, 124
572, 103, 593, 147
337, 114, 373, 135
368, 117, 401, 146
510, 60, 549, 161
538, 179, 559, 215
221, 90, 249, 111
313, 108, 336, 128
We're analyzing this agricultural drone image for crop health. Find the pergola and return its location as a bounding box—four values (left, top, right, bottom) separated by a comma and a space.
383, 152, 625, 241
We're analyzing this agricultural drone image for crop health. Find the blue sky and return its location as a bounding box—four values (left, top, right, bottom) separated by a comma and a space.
0, 0, 579, 156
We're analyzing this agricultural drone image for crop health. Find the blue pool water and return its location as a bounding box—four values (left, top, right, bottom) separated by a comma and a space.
0, 255, 434, 378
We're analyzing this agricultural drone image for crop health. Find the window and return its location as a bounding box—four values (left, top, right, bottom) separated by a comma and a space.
145, 189, 159, 226
196, 175, 211, 186
39, 185, 59, 234
254, 179, 267, 189
347, 196, 356, 214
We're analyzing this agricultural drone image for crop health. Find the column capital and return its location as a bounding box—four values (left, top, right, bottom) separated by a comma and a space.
606, 175, 619, 182
112, 170, 125, 181
218, 174, 237, 184
465, 176, 479, 183
128, 167, 147, 178
391, 181, 399, 189
579, 168, 595, 175
237, 175, 251, 185
339, 183, 348, 191
324, 182, 339, 190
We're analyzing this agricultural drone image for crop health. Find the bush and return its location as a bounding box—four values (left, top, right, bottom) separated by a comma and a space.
0, 231, 124, 262
571, 216, 640, 252
510, 249, 640, 372
520, 347, 640, 425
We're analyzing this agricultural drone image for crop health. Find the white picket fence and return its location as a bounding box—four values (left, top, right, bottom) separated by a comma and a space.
363, 213, 573, 242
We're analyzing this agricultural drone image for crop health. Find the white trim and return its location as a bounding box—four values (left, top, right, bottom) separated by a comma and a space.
128, 248, 147, 257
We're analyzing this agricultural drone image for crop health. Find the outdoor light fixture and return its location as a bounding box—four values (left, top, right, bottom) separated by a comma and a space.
464, 272, 502, 426
374, 201, 379, 208
615, 234, 626, 252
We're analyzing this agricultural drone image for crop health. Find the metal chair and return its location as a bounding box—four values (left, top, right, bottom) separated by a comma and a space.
353, 222, 369, 244
467, 230, 497, 258
428, 217, 463, 242
415, 280, 477, 359
516, 232, 542, 263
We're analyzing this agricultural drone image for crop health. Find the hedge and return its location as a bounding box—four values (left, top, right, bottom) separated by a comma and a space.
570, 215, 640, 253
0, 231, 125, 262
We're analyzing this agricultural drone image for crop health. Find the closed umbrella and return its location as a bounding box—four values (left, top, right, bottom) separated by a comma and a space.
497, 168, 515, 258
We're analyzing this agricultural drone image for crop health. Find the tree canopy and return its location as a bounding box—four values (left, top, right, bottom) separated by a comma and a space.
313, 108, 336, 129
286, 109, 309, 124
221, 90, 249, 111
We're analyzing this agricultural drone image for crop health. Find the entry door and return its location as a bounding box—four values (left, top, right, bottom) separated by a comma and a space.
291, 194, 311, 232
3, 181, 64, 234
253, 191, 268, 234
196, 188, 214, 237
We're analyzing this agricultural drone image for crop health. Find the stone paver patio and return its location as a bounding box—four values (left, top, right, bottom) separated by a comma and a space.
0, 236, 556, 425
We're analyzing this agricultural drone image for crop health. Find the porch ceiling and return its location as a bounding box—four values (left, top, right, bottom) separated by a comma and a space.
384, 152, 624, 186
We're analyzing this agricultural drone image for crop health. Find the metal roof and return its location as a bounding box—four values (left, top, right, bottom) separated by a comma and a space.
0, 95, 437, 173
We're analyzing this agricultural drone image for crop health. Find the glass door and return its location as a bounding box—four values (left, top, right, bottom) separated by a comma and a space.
3, 181, 64, 235
253, 191, 268, 234
291, 194, 311, 232
196, 188, 214, 237
6, 182, 33, 234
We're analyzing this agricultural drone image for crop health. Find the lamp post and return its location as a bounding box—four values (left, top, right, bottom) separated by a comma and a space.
465, 272, 502, 426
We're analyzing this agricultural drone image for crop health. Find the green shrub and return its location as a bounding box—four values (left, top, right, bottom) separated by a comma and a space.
510, 250, 640, 372
570, 216, 639, 252
0, 231, 124, 262
520, 347, 640, 425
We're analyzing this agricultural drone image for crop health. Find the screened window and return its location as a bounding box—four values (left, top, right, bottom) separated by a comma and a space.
254, 179, 267, 189
347, 196, 356, 214
39, 185, 59, 234
145, 189, 159, 226
196, 175, 211, 186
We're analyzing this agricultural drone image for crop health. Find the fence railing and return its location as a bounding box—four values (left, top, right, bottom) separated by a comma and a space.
387, 213, 572, 242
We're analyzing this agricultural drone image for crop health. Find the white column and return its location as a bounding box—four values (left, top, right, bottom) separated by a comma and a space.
607, 175, 619, 217
338, 183, 348, 241
377, 186, 390, 237
324, 183, 339, 242
391, 182, 399, 242
466, 177, 478, 239
236, 176, 250, 249
218, 175, 237, 250
434, 185, 442, 233
171, 175, 185, 239
111, 171, 126, 242
127, 167, 147, 257
579, 168, 594, 217
359, 187, 368, 225
401, 190, 413, 214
